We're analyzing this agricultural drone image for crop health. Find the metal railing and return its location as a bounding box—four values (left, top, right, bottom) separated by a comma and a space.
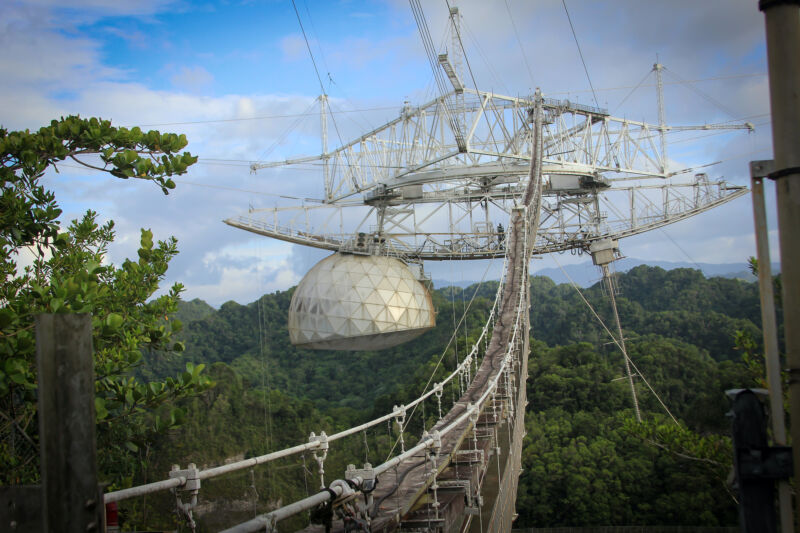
103, 234, 512, 509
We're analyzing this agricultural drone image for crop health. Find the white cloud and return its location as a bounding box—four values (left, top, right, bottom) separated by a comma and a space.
2, 0, 776, 305
169, 65, 215, 92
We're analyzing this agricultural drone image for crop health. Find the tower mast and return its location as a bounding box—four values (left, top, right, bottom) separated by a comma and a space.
320, 94, 330, 200
654, 62, 667, 174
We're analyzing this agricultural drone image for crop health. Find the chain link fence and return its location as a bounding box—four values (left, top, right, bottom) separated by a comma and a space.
0, 405, 39, 484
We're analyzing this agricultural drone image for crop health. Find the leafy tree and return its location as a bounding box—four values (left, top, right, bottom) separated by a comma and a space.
518, 341, 740, 526
0, 116, 209, 486
108, 265, 766, 528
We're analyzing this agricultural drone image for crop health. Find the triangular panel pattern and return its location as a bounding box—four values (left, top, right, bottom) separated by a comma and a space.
288, 253, 436, 350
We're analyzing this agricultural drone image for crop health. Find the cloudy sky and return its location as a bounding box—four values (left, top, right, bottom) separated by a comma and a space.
4, 0, 775, 306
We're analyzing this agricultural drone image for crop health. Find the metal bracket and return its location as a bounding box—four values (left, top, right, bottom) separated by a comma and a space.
438, 479, 479, 513
769, 166, 800, 180
169, 463, 200, 532
750, 160, 775, 180
170, 463, 201, 493
750, 159, 800, 181
345, 463, 377, 493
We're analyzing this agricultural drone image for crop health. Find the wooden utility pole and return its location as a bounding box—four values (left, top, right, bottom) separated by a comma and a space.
36, 314, 104, 532
760, 0, 800, 527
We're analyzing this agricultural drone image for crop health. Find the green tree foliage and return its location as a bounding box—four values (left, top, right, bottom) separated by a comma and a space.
517, 341, 745, 526
0, 116, 208, 486
118, 265, 764, 528
530, 267, 762, 361
141, 287, 492, 415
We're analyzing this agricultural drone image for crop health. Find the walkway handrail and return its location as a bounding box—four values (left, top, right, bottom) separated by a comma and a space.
104, 236, 511, 505
223, 206, 534, 532
104, 440, 324, 504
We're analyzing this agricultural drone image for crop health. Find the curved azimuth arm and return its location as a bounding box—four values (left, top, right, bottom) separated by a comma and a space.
224, 172, 747, 260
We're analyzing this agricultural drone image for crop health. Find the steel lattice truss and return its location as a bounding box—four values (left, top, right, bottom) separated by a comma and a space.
226, 88, 750, 260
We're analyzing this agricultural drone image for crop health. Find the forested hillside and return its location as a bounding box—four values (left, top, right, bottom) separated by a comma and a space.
125, 265, 762, 529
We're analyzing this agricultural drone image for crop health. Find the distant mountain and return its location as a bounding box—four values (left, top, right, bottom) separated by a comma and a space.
432, 278, 478, 289
175, 298, 216, 322
530, 258, 780, 288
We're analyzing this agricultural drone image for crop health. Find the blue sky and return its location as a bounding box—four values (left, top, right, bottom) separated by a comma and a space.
4, 0, 776, 306
75, 1, 420, 97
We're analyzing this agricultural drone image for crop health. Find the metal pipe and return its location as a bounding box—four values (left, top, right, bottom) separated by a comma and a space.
654, 62, 668, 174
761, 0, 800, 526
220, 483, 345, 533
374, 439, 432, 477
104, 442, 321, 503
103, 477, 185, 504
103, 276, 511, 505
751, 175, 793, 531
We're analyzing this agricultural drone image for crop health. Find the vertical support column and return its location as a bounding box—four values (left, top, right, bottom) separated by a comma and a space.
750, 170, 793, 531
760, 1, 800, 526
448, 4, 466, 145
36, 314, 103, 533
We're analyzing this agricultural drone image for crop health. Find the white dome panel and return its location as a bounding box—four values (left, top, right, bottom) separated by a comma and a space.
288, 253, 435, 350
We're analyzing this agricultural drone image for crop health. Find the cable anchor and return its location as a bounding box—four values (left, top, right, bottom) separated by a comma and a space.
433, 383, 444, 421
310, 431, 329, 489
425, 430, 442, 519
169, 463, 200, 532
393, 405, 407, 453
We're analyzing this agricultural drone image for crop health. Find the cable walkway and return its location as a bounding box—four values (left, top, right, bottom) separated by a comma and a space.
102, 96, 545, 533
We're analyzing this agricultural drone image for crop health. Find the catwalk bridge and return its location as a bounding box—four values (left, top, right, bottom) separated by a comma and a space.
64, 7, 754, 527
101, 143, 543, 532
98, 71, 751, 533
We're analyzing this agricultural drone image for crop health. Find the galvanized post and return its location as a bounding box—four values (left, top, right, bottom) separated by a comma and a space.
36, 314, 104, 532
750, 163, 793, 531
760, 0, 800, 526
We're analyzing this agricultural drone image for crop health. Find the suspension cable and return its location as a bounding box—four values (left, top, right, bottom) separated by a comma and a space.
549, 255, 679, 425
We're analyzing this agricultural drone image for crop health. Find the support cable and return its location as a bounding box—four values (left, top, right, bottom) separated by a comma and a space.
613, 69, 653, 113
503, 0, 535, 88
289, 0, 349, 173
663, 67, 740, 120
256, 237, 276, 495
290, 0, 325, 98
443, 0, 511, 178
105, 232, 512, 509
562, 0, 600, 109
602, 264, 641, 422
253, 99, 318, 163
409, 0, 465, 147
550, 255, 679, 425
383, 250, 505, 461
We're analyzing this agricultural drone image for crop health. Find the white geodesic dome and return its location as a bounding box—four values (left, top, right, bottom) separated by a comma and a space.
288, 253, 435, 350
